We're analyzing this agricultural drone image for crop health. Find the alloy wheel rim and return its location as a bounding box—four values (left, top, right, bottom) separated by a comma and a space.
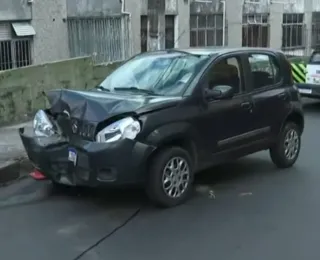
162, 157, 190, 198
284, 129, 299, 160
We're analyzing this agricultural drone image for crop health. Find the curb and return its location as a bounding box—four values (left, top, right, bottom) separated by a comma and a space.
0, 158, 33, 186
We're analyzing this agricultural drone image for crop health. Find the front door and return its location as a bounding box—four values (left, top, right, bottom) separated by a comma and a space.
197, 54, 256, 154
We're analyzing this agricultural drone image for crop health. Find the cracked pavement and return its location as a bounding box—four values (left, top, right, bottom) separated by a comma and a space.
0, 99, 320, 260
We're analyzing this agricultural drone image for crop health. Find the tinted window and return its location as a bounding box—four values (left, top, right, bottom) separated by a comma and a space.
248, 53, 281, 89
207, 56, 243, 94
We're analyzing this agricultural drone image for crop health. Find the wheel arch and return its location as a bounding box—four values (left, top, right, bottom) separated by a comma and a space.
282, 110, 304, 134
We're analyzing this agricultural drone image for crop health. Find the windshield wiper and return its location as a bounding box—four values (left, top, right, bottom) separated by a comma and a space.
95, 85, 110, 92
114, 87, 156, 95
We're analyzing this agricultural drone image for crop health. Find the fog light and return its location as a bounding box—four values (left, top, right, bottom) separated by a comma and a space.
97, 168, 116, 182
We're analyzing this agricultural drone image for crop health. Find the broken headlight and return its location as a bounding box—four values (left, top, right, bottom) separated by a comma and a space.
33, 110, 55, 137
96, 117, 141, 143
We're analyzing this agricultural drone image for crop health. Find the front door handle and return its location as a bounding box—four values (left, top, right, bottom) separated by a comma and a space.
278, 93, 287, 100
241, 101, 252, 110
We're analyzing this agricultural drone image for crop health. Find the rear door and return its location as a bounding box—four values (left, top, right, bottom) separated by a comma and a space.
244, 52, 289, 142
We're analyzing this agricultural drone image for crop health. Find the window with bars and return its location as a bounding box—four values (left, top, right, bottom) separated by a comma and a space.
242, 14, 269, 47
0, 39, 32, 71
190, 14, 224, 47
282, 13, 304, 49
312, 12, 320, 49
141, 15, 148, 53
165, 15, 175, 49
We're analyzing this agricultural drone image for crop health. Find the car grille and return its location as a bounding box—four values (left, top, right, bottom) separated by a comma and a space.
56, 115, 95, 140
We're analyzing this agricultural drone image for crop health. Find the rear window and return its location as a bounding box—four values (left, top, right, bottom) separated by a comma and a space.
309, 52, 320, 64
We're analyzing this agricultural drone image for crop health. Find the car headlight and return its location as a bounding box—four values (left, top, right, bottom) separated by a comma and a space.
33, 110, 55, 137
96, 117, 141, 143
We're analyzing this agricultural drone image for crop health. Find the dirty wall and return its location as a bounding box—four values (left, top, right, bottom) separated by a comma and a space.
0, 57, 122, 125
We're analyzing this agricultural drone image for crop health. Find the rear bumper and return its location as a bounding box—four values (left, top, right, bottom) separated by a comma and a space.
19, 128, 156, 187
296, 83, 320, 98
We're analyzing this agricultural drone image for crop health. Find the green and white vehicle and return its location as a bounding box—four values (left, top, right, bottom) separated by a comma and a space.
292, 50, 320, 98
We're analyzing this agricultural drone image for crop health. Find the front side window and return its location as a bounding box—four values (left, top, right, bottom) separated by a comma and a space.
248, 53, 281, 89
206, 56, 243, 95
99, 52, 209, 96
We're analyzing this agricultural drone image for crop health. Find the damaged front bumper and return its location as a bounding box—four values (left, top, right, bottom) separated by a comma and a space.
19, 128, 156, 187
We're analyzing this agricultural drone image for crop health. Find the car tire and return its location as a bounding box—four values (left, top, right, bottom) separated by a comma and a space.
270, 122, 301, 168
146, 147, 194, 208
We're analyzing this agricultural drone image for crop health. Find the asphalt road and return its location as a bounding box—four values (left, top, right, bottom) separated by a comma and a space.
1, 99, 320, 260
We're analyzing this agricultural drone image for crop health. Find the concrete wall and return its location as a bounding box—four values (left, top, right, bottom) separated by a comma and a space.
226, 0, 242, 48
124, 0, 142, 55
176, 0, 190, 48
0, 0, 32, 21
66, 0, 121, 17
190, 0, 222, 14
31, 0, 70, 64
141, 0, 178, 15
0, 57, 122, 125
243, 0, 304, 13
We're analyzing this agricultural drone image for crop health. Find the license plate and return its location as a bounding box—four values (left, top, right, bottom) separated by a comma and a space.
299, 88, 312, 94
313, 78, 320, 84
68, 148, 77, 166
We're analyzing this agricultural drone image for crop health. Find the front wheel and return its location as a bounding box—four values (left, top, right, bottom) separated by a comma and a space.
270, 122, 301, 168
146, 147, 194, 208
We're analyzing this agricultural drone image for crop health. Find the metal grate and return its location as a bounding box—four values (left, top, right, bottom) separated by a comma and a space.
0, 39, 32, 71
67, 15, 132, 63
242, 13, 269, 47
190, 13, 224, 47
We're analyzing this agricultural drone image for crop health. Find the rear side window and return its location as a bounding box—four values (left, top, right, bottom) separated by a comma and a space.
248, 53, 281, 90
309, 52, 320, 64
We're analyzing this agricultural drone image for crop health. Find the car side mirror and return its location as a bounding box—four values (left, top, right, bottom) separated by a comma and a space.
204, 85, 234, 100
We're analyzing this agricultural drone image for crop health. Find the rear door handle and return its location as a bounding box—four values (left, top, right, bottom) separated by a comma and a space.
241, 101, 252, 110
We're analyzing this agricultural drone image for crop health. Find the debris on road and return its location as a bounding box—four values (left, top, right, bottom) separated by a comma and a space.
239, 192, 253, 197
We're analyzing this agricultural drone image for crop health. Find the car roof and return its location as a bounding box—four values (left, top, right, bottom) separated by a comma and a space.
173, 47, 283, 56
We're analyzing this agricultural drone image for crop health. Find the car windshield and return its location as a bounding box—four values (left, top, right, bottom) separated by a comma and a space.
98, 52, 210, 96
310, 52, 320, 64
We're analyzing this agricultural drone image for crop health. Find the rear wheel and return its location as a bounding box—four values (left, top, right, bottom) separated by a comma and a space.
270, 122, 301, 168
146, 147, 194, 208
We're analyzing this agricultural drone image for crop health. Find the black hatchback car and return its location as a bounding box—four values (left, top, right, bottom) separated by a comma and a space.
20, 47, 304, 208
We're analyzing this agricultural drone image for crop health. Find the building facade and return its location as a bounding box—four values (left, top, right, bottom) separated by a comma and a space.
1, 0, 320, 71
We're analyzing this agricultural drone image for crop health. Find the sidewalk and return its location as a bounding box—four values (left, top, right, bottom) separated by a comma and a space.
0, 122, 33, 184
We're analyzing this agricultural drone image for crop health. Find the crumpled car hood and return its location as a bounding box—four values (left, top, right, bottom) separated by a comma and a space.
46, 89, 181, 122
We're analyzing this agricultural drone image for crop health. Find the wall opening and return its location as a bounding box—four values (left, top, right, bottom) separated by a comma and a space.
281, 13, 305, 56
140, 15, 148, 52
165, 15, 175, 49
0, 23, 32, 71
242, 13, 269, 47
190, 13, 224, 47
312, 12, 320, 50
